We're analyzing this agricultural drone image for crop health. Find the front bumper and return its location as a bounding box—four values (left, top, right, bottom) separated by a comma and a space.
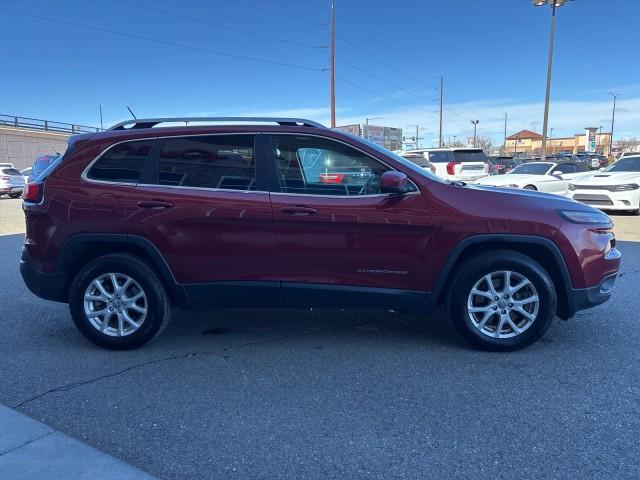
568, 272, 618, 315
20, 247, 67, 303
569, 189, 640, 210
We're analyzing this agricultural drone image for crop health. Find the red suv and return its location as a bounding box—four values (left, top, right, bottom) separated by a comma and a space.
20, 117, 621, 351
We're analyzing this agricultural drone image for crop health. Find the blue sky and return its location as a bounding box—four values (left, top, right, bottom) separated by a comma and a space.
2, 0, 639, 145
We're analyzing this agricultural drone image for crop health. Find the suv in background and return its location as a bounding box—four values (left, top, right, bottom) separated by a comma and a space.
20, 117, 621, 352
0, 167, 26, 198
28, 154, 61, 182
403, 147, 489, 182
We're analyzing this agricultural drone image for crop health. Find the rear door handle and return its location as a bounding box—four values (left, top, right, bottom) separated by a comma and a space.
280, 206, 318, 216
137, 200, 174, 209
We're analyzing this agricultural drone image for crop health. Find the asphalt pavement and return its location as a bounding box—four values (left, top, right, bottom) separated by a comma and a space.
1, 198, 639, 479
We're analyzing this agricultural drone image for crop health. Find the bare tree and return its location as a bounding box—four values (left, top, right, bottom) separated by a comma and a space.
615, 137, 640, 152
476, 136, 495, 155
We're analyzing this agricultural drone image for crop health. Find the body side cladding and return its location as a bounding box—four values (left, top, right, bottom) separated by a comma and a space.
425, 234, 575, 319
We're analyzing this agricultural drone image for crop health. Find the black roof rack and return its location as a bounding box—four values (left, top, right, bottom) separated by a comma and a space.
108, 116, 325, 130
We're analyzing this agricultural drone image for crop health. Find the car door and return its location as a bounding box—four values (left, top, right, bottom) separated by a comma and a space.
267, 133, 433, 309
128, 133, 280, 307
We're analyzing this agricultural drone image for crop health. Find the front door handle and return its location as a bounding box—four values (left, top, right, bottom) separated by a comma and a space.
280, 206, 318, 216
137, 200, 174, 209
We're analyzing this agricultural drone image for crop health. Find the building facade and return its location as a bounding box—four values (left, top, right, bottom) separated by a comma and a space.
505, 129, 612, 156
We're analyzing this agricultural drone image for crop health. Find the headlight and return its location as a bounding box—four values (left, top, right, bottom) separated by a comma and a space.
611, 183, 639, 192
558, 209, 612, 225
568, 183, 576, 191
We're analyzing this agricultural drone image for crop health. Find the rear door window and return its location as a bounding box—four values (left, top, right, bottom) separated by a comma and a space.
87, 140, 154, 183
157, 135, 256, 190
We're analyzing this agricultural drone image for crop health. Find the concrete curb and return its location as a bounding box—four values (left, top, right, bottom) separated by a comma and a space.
0, 404, 156, 479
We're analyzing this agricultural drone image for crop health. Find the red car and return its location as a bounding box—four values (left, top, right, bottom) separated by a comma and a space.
20, 117, 621, 351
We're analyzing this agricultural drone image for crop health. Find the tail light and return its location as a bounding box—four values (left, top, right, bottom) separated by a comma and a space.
446, 161, 460, 175
0, 175, 9, 180
319, 173, 345, 184
23, 182, 43, 203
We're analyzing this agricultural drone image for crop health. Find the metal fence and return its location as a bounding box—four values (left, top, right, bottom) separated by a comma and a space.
0, 114, 100, 135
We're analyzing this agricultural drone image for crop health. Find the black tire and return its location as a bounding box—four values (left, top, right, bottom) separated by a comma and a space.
446, 250, 557, 351
523, 185, 537, 191
8, 192, 21, 198
69, 254, 171, 350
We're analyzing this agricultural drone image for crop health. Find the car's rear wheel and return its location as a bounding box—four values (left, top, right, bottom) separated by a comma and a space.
69, 254, 171, 350
523, 185, 537, 191
446, 251, 556, 351
8, 192, 21, 198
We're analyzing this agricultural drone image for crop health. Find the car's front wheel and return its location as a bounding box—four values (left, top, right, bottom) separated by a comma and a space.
8, 192, 22, 198
447, 251, 557, 351
69, 254, 172, 350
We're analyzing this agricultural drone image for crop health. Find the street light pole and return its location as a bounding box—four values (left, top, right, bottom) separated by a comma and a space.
471, 120, 479, 147
534, 0, 572, 162
365, 117, 383, 141
99, 104, 104, 131
609, 92, 621, 156
330, 0, 336, 128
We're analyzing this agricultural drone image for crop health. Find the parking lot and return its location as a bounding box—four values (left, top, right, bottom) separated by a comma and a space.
1, 197, 639, 479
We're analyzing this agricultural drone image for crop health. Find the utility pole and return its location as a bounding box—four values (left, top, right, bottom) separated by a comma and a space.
99, 104, 104, 131
503, 112, 508, 152
439, 76, 444, 147
609, 92, 621, 156
416, 124, 419, 149
471, 120, 479, 147
330, 0, 336, 128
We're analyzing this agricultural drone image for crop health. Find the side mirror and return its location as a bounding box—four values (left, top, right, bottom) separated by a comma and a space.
381, 171, 410, 195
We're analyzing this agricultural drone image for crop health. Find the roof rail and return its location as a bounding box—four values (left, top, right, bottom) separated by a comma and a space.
108, 117, 325, 131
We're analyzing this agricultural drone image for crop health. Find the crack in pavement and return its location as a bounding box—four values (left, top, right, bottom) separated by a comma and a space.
0, 430, 55, 457
12, 320, 376, 410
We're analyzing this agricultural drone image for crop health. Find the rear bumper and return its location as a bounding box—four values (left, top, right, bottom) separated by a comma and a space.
20, 247, 67, 303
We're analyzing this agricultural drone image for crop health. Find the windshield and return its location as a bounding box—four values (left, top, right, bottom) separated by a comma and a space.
32, 155, 60, 176
510, 163, 553, 175
605, 157, 640, 172
338, 132, 446, 183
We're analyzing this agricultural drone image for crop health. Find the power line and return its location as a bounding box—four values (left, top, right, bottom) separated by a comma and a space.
336, 33, 439, 92
218, 0, 327, 27
333, 74, 436, 116
114, 0, 440, 113
111, 0, 322, 50
0, 7, 323, 73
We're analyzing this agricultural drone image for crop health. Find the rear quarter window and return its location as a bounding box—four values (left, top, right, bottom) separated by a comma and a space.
2, 168, 22, 175
87, 140, 154, 183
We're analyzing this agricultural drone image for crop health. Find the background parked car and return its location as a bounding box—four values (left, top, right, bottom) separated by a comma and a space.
475, 160, 590, 194
400, 153, 436, 174
568, 155, 640, 213
403, 147, 489, 182
28, 154, 60, 182
0, 167, 26, 198
21, 167, 32, 182
490, 156, 521, 174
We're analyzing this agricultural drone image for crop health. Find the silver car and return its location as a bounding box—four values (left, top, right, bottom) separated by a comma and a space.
0, 167, 26, 198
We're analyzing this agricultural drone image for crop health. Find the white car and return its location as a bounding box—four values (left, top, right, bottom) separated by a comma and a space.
567, 155, 640, 213
0, 166, 26, 198
404, 148, 489, 183
475, 161, 590, 195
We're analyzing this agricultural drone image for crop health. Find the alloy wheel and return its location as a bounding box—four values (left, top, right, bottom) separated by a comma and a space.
466, 270, 539, 339
83, 273, 148, 337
